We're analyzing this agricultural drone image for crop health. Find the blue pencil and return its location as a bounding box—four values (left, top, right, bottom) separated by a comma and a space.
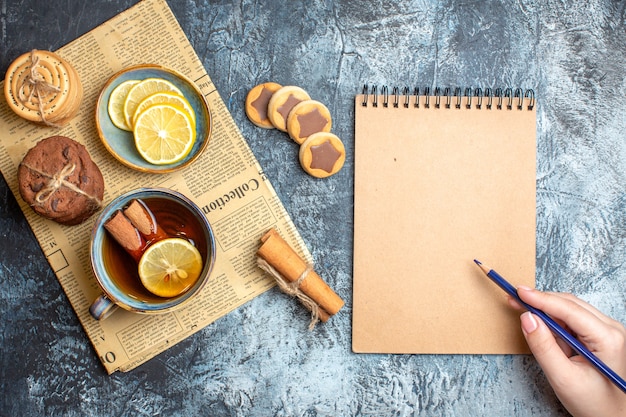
474, 259, 626, 394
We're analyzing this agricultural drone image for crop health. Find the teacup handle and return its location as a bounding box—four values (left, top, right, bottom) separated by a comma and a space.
89, 295, 119, 320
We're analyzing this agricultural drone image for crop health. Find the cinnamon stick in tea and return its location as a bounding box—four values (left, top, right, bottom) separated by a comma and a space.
123, 199, 168, 242
103, 199, 170, 263
103, 209, 145, 262
257, 228, 344, 322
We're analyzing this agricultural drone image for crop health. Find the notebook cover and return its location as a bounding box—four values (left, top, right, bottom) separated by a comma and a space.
352, 90, 536, 354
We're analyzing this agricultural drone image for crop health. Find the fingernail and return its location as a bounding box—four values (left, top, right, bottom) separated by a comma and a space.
517, 285, 534, 292
521, 311, 538, 334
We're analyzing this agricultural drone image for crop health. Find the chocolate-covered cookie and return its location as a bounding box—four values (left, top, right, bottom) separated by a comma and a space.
287, 100, 332, 144
267, 86, 311, 132
245, 82, 282, 129
299, 132, 345, 178
18, 136, 104, 225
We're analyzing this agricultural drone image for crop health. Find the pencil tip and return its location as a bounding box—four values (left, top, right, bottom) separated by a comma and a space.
474, 259, 489, 274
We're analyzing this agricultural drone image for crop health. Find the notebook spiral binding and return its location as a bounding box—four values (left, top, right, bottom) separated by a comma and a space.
361, 84, 535, 111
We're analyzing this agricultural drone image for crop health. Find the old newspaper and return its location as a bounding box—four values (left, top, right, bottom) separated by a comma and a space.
0, 0, 310, 373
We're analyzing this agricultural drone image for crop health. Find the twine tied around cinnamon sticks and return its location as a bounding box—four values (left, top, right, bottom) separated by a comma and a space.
257, 258, 322, 330
256, 228, 344, 330
20, 161, 103, 207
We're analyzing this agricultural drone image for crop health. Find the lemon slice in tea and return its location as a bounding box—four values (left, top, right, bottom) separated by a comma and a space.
133, 91, 196, 128
123, 77, 183, 129
133, 103, 196, 165
138, 238, 203, 298
107, 79, 139, 131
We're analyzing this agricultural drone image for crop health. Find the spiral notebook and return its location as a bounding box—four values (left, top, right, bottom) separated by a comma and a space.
352, 86, 537, 354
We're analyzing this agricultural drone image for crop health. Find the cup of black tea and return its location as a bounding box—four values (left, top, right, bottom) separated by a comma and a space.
89, 188, 216, 320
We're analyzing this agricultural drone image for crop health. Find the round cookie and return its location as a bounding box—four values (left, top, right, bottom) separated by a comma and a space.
4, 50, 82, 127
299, 132, 345, 178
245, 82, 282, 128
267, 86, 311, 132
18, 136, 105, 225
286, 100, 332, 144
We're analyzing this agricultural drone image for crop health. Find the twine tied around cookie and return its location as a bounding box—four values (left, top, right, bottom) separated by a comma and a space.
257, 257, 321, 330
20, 161, 103, 207
17, 50, 61, 127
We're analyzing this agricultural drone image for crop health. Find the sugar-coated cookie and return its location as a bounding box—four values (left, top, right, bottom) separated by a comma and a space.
267, 86, 311, 132
299, 132, 345, 178
286, 100, 332, 144
18, 136, 104, 225
245, 82, 282, 129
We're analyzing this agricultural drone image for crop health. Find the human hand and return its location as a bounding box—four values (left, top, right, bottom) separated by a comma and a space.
509, 287, 626, 417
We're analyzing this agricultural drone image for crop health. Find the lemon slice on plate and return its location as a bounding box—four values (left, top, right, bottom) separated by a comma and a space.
133, 91, 196, 128
123, 77, 183, 128
107, 79, 139, 131
133, 103, 196, 165
138, 237, 203, 298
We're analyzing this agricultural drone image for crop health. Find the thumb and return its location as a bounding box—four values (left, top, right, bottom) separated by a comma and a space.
520, 311, 574, 385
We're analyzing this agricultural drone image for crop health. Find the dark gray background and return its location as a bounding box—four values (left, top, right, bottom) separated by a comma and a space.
2, 1, 625, 416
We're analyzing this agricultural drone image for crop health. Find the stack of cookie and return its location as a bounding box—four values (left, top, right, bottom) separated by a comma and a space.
4, 50, 83, 127
245, 83, 345, 178
18, 135, 104, 226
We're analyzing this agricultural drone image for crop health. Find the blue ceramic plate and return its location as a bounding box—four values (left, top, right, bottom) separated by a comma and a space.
95, 64, 211, 173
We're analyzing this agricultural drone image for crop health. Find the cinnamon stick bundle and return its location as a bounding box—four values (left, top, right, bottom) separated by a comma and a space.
256, 228, 344, 328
